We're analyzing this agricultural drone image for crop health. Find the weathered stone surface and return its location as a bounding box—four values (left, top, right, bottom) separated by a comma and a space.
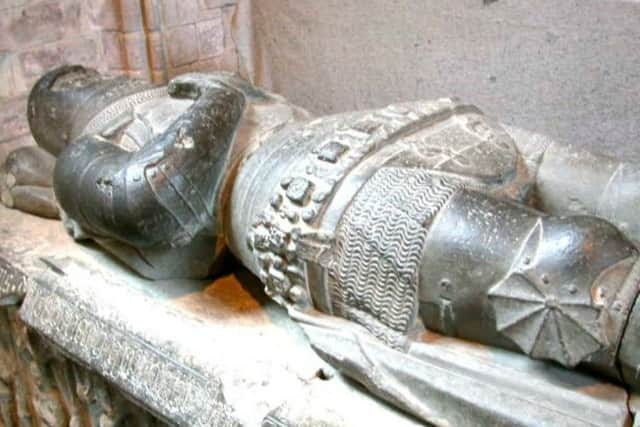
233, 0, 640, 161
101, 30, 149, 72
0, 53, 27, 98
147, 31, 167, 71
160, 0, 202, 28
218, 4, 239, 71
21, 264, 238, 427
88, 0, 143, 32
0, 204, 421, 426
143, 0, 163, 31
0, 304, 166, 427
167, 24, 199, 67
11, 65, 640, 425
197, 14, 225, 59
19, 36, 99, 81
100, 31, 126, 69
201, 0, 237, 10
0, 1, 30, 10
263, 375, 422, 427
0, 135, 34, 165
0, 0, 85, 51
0, 97, 29, 143
0, 0, 235, 154
122, 31, 149, 70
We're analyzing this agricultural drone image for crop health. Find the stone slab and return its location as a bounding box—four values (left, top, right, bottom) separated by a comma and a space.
0, 204, 422, 426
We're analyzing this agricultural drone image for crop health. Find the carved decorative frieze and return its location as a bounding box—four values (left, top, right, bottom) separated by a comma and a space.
0, 305, 167, 427
19, 260, 240, 427
0, 256, 31, 305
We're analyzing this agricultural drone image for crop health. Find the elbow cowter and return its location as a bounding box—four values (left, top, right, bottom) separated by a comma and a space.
53, 81, 246, 252
54, 137, 172, 248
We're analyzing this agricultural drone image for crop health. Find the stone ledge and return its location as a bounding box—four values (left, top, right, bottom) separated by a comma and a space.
0, 204, 421, 426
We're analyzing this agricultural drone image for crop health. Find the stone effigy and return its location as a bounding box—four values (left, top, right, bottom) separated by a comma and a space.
2, 65, 640, 426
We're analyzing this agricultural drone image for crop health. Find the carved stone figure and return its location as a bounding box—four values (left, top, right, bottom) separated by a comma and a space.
3, 65, 640, 425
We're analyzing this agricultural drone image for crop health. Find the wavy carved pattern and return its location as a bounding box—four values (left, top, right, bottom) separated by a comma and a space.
331, 167, 460, 335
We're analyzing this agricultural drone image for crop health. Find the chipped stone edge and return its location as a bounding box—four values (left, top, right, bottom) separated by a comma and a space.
5, 255, 240, 427
0, 255, 31, 306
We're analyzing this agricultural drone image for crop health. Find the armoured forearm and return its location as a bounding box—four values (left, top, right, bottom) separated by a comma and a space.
419, 188, 640, 380
54, 135, 181, 248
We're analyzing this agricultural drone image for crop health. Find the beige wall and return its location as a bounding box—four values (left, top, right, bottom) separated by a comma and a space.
234, 0, 640, 161
0, 0, 238, 158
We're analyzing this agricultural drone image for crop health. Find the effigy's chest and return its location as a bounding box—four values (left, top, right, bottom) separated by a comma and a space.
273, 98, 524, 197
244, 99, 530, 330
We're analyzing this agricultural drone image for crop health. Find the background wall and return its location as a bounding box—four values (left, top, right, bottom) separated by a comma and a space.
3, 1, 639, 162
233, 0, 640, 160
0, 0, 238, 159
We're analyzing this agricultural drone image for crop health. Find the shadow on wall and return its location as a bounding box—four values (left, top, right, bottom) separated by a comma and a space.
232, 0, 640, 161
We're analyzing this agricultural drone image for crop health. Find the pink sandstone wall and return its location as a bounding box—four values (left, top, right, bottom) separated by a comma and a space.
0, 0, 239, 159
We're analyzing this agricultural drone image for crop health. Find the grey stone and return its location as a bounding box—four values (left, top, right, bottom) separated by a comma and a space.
0, 302, 166, 427
0, 203, 421, 426
285, 177, 313, 205
7, 67, 640, 426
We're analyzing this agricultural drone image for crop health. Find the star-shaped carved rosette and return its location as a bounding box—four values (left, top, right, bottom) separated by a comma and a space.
488, 220, 608, 367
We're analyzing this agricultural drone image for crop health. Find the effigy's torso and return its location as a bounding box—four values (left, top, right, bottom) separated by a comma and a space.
233, 94, 639, 379
233, 99, 533, 345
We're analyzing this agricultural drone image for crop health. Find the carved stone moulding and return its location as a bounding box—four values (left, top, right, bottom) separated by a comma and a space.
19, 259, 238, 427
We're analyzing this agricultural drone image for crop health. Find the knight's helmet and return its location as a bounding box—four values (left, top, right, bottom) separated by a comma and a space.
27, 65, 154, 156
42, 69, 280, 280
